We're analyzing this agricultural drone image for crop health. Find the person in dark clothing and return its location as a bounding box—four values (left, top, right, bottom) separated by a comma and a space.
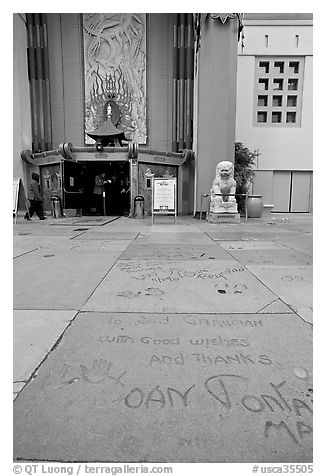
120, 178, 130, 215
24, 172, 46, 220
94, 173, 111, 215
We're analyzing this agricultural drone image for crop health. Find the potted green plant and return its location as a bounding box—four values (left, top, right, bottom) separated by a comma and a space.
234, 142, 258, 216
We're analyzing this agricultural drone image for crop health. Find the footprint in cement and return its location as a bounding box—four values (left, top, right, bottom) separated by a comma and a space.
215, 282, 228, 294
233, 283, 248, 294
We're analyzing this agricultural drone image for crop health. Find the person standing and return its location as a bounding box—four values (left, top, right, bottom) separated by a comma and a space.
94, 173, 111, 215
24, 172, 46, 220
120, 178, 130, 216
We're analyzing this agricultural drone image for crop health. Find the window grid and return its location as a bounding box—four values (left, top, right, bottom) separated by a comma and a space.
254, 57, 304, 127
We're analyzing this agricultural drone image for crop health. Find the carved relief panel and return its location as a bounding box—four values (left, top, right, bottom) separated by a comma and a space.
83, 13, 147, 144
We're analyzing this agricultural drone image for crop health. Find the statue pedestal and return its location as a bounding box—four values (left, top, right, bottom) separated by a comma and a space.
208, 212, 240, 224
211, 201, 238, 214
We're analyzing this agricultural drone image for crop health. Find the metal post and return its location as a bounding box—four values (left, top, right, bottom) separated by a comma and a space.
151, 179, 154, 225
200, 193, 209, 220
103, 191, 106, 216
174, 182, 177, 224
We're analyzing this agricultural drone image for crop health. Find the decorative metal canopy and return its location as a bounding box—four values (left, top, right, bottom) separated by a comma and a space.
86, 104, 128, 149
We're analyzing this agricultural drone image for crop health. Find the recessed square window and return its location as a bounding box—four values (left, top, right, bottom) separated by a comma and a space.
289, 61, 299, 73
286, 112, 296, 123
274, 61, 284, 73
288, 78, 298, 90
258, 78, 269, 90
257, 111, 267, 123
287, 95, 297, 107
272, 95, 283, 107
259, 61, 270, 74
258, 95, 268, 106
255, 57, 303, 126
273, 79, 283, 90
272, 112, 282, 123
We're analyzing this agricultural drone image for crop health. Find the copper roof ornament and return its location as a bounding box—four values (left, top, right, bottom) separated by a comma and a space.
86, 104, 128, 150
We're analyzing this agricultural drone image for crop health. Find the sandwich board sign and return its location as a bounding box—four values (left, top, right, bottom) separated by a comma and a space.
13, 178, 29, 224
152, 177, 177, 224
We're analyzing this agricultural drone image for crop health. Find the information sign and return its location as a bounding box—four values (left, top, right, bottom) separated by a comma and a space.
13, 178, 20, 214
152, 178, 177, 224
13, 178, 29, 224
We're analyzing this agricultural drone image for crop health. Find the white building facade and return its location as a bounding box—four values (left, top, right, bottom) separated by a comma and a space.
236, 13, 313, 212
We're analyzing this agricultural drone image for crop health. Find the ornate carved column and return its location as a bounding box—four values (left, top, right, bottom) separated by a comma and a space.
193, 13, 242, 215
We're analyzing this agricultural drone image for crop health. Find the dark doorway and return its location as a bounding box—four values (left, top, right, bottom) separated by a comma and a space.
63, 160, 130, 216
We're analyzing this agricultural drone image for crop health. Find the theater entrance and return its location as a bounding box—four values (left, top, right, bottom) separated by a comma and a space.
62, 160, 130, 216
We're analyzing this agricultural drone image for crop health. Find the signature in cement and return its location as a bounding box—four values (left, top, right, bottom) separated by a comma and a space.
99, 335, 135, 344
123, 375, 313, 445
119, 262, 245, 283
183, 316, 263, 328
151, 266, 245, 283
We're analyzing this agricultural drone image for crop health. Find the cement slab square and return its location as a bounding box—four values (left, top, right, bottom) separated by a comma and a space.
150, 224, 205, 233
82, 260, 277, 313
136, 232, 212, 244
120, 243, 231, 260
219, 241, 288, 250
14, 251, 120, 310
14, 310, 77, 382
206, 231, 271, 241
225, 249, 312, 267
247, 266, 313, 322
76, 231, 139, 241
62, 240, 129, 253
13, 312, 312, 463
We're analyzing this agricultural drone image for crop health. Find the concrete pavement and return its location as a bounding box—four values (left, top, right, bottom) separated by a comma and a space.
13, 213, 313, 463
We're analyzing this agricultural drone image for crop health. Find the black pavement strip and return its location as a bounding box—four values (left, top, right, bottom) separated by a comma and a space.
50, 216, 120, 226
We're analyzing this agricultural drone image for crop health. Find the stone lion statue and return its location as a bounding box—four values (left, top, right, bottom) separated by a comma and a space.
210, 160, 238, 213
